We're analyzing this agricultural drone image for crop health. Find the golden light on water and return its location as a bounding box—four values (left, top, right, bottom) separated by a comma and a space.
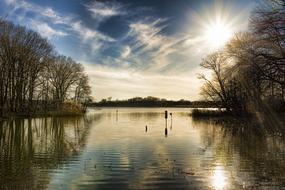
211, 166, 227, 190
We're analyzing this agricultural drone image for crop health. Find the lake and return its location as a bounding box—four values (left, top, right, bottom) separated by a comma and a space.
0, 108, 284, 189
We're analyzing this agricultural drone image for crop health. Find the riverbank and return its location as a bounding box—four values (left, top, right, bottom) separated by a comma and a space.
190, 109, 253, 117
0, 102, 86, 120
191, 108, 285, 131
191, 108, 285, 118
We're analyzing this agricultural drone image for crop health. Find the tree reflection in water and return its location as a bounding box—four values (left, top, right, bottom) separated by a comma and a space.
193, 117, 285, 189
0, 109, 284, 190
0, 116, 97, 190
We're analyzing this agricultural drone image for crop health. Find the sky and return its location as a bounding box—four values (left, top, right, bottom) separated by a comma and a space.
0, 0, 259, 101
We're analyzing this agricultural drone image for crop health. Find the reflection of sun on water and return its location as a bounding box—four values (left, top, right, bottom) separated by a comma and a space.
212, 166, 227, 190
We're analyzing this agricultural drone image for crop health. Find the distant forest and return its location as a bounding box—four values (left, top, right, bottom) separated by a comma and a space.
89, 96, 218, 108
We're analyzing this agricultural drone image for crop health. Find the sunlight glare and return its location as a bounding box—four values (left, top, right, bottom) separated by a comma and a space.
212, 166, 227, 190
204, 20, 232, 49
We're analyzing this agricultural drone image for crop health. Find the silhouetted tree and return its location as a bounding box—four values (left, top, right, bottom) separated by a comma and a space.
198, 0, 285, 112
0, 19, 91, 116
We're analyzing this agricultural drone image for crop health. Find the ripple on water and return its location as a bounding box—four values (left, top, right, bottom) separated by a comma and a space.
0, 108, 285, 190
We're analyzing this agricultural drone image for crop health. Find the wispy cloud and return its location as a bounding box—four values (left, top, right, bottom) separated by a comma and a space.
70, 21, 113, 42
30, 20, 67, 38
128, 19, 169, 52
85, 1, 125, 20
4, 0, 73, 24
69, 21, 115, 53
0, 0, 252, 100
2, 0, 115, 53
122, 18, 192, 72
121, 46, 131, 59
83, 63, 203, 100
3, 0, 73, 39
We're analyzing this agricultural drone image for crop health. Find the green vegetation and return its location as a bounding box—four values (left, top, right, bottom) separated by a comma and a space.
0, 19, 91, 117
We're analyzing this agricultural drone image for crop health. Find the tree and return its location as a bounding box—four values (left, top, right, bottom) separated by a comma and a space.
198, 52, 231, 110
198, 0, 285, 113
0, 19, 92, 116
47, 55, 84, 103
0, 19, 52, 114
74, 74, 91, 103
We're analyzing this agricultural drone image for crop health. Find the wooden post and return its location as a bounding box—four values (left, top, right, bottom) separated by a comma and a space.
170, 113, 172, 130
165, 110, 168, 137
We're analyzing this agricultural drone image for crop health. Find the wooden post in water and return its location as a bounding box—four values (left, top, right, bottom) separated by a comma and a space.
165, 110, 168, 137
170, 113, 172, 130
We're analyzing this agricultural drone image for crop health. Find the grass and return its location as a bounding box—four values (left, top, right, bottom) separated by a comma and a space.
0, 101, 86, 119
191, 108, 258, 122
191, 109, 229, 117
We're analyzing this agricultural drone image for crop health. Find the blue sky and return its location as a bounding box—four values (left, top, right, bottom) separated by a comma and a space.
0, 0, 258, 100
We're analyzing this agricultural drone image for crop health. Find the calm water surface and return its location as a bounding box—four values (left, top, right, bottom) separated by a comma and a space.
0, 108, 285, 189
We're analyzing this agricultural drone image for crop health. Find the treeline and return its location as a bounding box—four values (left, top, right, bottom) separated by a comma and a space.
89, 96, 218, 108
199, 0, 285, 113
0, 19, 91, 116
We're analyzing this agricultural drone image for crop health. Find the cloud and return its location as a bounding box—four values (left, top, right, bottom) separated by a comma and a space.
83, 63, 203, 101
2, 0, 73, 39
122, 18, 193, 72
1, 0, 253, 100
121, 46, 131, 58
85, 1, 124, 20
30, 20, 67, 38
2, 0, 115, 53
70, 21, 113, 42
128, 19, 169, 52
4, 0, 73, 24
69, 21, 115, 53
3, 0, 16, 5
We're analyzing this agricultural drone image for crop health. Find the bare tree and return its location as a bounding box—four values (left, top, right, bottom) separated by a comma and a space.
0, 19, 52, 114
74, 74, 91, 103
0, 19, 92, 116
47, 55, 86, 103
198, 52, 231, 110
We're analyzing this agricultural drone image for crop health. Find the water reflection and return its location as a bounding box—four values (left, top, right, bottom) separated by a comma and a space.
0, 108, 285, 189
193, 117, 285, 189
0, 116, 97, 189
211, 166, 227, 190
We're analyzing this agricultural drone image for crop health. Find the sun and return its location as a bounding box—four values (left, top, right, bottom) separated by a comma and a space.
204, 20, 233, 49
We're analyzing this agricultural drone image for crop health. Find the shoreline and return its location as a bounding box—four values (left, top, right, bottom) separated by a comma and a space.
88, 105, 219, 108
0, 111, 85, 120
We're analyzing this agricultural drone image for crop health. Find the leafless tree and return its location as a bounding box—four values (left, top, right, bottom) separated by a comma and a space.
0, 19, 92, 116
198, 0, 285, 112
